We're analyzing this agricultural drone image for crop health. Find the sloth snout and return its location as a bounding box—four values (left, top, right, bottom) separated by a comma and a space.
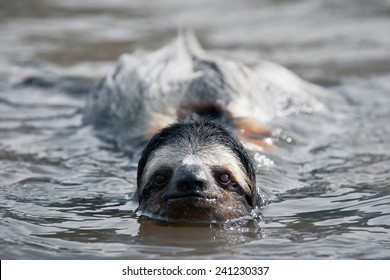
174, 165, 208, 193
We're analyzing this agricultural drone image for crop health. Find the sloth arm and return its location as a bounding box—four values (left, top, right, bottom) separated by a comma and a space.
234, 117, 273, 150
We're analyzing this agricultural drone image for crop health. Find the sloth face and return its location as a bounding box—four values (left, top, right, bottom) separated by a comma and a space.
136, 121, 257, 223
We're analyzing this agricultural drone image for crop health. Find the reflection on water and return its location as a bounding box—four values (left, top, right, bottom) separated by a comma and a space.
1, 0, 390, 259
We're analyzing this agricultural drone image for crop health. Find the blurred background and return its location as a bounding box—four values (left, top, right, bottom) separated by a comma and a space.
1, 0, 390, 81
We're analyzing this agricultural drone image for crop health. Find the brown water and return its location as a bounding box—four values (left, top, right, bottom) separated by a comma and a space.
0, 0, 389, 259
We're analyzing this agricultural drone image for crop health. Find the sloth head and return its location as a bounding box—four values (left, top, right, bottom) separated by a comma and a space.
136, 120, 258, 223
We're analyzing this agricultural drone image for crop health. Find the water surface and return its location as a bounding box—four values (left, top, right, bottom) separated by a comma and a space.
0, 0, 389, 259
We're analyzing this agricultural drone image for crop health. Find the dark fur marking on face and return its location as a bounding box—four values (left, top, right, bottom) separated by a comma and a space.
212, 168, 254, 208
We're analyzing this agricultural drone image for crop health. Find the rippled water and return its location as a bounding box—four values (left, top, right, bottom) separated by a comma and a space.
1, 0, 390, 259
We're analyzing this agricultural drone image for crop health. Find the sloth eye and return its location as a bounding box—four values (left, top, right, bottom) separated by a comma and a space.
150, 167, 172, 187
218, 173, 231, 184
154, 174, 169, 185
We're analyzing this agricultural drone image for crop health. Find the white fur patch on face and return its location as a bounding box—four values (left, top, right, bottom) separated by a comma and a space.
140, 142, 250, 193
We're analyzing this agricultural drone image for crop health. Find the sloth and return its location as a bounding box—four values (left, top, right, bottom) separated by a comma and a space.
136, 120, 260, 222
84, 33, 325, 222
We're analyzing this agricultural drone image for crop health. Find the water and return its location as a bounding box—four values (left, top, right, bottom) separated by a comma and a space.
1, 0, 390, 259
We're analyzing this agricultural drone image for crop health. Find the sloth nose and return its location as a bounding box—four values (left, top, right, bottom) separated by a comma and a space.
175, 165, 207, 192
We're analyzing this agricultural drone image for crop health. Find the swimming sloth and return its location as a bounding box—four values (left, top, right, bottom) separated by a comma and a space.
84, 33, 325, 222
136, 120, 258, 222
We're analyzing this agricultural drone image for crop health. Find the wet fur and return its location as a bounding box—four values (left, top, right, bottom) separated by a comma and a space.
83, 33, 295, 151
84, 33, 327, 222
136, 120, 259, 222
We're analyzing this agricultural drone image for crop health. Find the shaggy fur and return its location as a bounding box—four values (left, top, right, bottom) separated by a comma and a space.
84, 33, 327, 222
136, 120, 258, 222
83, 33, 325, 151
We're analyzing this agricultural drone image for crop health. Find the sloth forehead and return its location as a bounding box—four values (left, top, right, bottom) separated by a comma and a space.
146, 143, 239, 169
141, 143, 250, 189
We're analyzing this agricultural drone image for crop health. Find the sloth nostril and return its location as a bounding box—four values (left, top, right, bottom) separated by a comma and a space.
176, 179, 206, 192
174, 164, 209, 193
175, 171, 207, 192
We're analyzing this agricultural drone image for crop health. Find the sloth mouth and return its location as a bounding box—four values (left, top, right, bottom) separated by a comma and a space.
165, 193, 218, 203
